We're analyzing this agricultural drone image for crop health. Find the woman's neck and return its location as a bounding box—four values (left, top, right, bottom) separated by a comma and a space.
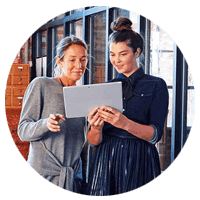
124, 64, 139, 78
56, 75, 76, 87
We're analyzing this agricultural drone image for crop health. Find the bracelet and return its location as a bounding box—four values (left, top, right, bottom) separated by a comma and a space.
148, 124, 158, 144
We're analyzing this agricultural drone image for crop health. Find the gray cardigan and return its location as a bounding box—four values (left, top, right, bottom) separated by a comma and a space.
18, 77, 86, 191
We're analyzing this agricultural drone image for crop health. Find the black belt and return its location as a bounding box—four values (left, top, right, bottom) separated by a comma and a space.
104, 131, 139, 140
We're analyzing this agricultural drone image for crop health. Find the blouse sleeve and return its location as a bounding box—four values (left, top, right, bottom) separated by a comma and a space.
17, 78, 49, 142
148, 124, 158, 144
149, 78, 169, 143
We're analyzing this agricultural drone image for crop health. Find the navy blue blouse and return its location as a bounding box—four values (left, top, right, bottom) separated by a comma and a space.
103, 67, 169, 143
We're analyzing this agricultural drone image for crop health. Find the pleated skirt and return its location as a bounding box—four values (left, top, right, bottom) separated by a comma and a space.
86, 135, 161, 196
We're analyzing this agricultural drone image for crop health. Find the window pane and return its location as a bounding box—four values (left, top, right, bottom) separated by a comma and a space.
57, 25, 64, 44
70, 20, 83, 86
151, 24, 173, 51
188, 66, 194, 87
150, 23, 174, 127
42, 30, 47, 56
129, 11, 138, 31
89, 11, 106, 84
187, 89, 195, 127
150, 52, 173, 86
115, 7, 129, 18
167, 89, 173, 127
150, 23, 174, 85
71, 20, 83, 39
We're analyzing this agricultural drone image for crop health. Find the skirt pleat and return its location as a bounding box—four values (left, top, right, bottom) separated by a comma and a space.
87, 135, 161, 196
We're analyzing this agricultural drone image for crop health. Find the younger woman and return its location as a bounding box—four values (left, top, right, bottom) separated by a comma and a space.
87, 17, 169, 195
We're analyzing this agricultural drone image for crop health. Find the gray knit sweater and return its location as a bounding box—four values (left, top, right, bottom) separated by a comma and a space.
18, 77, 86, 191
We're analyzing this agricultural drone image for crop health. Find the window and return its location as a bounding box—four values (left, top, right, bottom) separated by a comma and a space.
70, 20, 83, 39
150, 24, 174, 127
42, 30, 47, 56
149, 22, 195, 131
130, 11, 138, 31
187, 67, 195, 127
88, 11, 106, 84
56, 25, 64, 44
71, 20, 83, 86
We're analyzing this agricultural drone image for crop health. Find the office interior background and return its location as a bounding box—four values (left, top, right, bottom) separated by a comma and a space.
5, 6, 195, 173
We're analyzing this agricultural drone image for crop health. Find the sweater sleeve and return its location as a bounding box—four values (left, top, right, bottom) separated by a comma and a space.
18, 78, 49, 142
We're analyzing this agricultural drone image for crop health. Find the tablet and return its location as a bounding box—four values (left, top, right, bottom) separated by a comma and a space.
63, 82, 123, 118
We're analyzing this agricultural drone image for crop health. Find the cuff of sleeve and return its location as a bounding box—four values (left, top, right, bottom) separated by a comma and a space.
148, 124, 158, 144
85, 122, 99, 148
87, 141, 99, 148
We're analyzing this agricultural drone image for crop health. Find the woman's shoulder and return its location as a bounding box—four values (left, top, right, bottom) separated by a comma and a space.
30, 76, 57, 86
142, 74, 167, 86
143, 74, 165, 82
26, 77, 59, 94
146, 75, 168, 95
138, 74, 168, 94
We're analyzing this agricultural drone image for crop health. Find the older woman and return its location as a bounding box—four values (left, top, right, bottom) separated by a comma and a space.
87, 17, 169, 195
18, 36, 88, 193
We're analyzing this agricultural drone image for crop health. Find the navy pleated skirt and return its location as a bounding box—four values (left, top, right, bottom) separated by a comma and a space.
86, 135, 161, 196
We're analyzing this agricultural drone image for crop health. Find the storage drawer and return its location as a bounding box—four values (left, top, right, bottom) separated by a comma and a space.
5, 87, 12, 107
6, 87, 11, 95
7, 75, 12, 85
13, 96, 23, 107
12, 64, 29, 76
13, 76, 29, 85
13, 86, 27, 96
5, 95, 11, 106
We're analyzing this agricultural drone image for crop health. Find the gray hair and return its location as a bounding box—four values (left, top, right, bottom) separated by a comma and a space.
54, 35, 88, 77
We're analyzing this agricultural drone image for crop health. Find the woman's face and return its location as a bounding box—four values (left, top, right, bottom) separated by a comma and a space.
57, 44, 87, 82
109, 42, 138, 77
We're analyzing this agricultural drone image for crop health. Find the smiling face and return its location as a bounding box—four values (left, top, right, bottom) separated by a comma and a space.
109, 42, 140, 77
56, 44, 87, 85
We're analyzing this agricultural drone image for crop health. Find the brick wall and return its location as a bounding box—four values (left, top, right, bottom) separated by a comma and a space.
13, 37, 32, 64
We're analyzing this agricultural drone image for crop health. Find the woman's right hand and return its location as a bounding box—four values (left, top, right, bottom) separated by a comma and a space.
47, 114, 65, 132
87, 108, 104, 145
88, 107, 104, 131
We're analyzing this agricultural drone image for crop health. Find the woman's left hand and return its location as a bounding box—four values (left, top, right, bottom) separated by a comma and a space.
98, 105, 128, 130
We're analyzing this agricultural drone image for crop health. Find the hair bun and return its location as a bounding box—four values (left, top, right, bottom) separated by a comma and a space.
110, 17, 132, 32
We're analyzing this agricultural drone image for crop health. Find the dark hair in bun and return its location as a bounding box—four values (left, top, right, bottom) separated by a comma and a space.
109, 17, 143, 55
110, 17, 132, 32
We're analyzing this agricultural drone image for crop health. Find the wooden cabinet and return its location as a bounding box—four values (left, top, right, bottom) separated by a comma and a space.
5, 64, 30, 108
5, 64, 30, 160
